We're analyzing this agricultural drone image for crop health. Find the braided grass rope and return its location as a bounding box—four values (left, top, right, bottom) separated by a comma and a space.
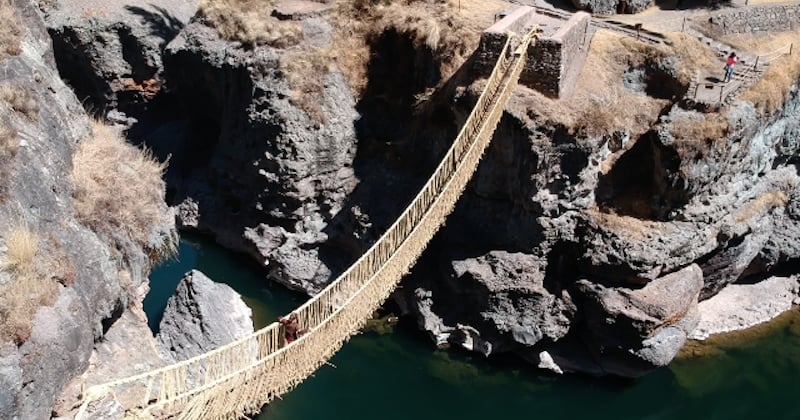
76, 28, 537, 420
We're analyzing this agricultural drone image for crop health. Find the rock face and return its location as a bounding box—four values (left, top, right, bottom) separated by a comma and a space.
408, 251, 576, 355
690, 275, 800, 340
42, 0, 198, 112
160, 17, 359, 294
157, 270, 254, 361
570, 0, 653, 15
0, 1, 174, 419
574, 265, 703, 377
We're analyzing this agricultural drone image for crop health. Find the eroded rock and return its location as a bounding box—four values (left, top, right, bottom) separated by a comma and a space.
156, 270, 254, 361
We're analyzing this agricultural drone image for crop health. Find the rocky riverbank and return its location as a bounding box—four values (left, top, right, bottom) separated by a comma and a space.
2, 0, 800, 416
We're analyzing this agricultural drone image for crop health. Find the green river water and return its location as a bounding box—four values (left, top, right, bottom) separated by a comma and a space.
144, 237, 800, 420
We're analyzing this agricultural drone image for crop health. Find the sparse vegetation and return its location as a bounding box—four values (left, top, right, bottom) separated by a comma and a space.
0, 0, 22, 59
0, 120, 18, 200
0, 225, 58, 345
198, 0, 301, 48
733, 191, 788, 222
518, 30, 719, 138
723, 30, 800, 114
670, 113, 729, 142
71, 121, 170, 253
741, 52, 800, 114
0, 84, 39, 119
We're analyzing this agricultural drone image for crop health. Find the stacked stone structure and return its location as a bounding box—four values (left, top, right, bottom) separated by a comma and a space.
474, 7, 593, 99
705, 4, 800, 35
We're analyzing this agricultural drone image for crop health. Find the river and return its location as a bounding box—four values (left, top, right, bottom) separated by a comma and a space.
145, 237, 800, 420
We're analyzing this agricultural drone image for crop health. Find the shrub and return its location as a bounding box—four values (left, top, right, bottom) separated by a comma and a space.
0, 84, 38, 119
199, 0, 301, 47
0, 0, 21, 58
71, 121, 170, 251
0, 225, 57, 345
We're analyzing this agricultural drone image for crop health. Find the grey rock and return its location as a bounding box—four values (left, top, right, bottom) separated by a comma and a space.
408, 251, 575, 355
690, 275, 800, 340
575, 264, 703, 377
570, 0, 653, 15
0, 1, 173, 418
43, 0, 198, 111
162, 18, 358, 294
157, 270, 254, 361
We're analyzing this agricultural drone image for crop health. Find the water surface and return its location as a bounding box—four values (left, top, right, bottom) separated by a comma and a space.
147, 238, 800, 420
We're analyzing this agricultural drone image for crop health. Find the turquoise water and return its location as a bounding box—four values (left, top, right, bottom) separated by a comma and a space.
147, 237, 800, 420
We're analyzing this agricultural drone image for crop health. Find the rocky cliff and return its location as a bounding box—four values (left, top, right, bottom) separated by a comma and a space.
11, 3, 800, 418
0, 1, 175, 418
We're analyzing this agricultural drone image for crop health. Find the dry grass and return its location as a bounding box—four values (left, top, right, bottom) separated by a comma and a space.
71, 121, 170, 251
722, 30, 800, 113
741, 52, 800, 114
587, 207, 665, 239
280, 48, 335, 122
199, 0, 302, 48
664, 33, 719, 85
733, 191, 788, 222
0, 0, 22, 59
517, 30, 720, 138
0, 120, 17, 201
0, 225, 58, 345
0, 84, 39, 119
671, 113, 729, 141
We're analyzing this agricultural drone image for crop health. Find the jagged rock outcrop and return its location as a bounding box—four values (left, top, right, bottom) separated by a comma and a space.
0, 2, 175, 418
156, 270, 254, 361
408, 251, 576, 355
402, 54, 800, 376
569, 0, 653, 15
42, 0, 197, 112
573, 264, 703, 377
160, 17, 359, 294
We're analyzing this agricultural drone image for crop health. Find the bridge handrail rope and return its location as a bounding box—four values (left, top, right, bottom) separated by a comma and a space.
76, 28, 536, 420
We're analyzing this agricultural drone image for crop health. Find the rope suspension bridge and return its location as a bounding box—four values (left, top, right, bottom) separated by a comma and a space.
76, 27, 538, 420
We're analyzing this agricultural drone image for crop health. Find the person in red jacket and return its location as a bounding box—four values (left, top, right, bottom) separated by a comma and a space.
723, 52, 738, 82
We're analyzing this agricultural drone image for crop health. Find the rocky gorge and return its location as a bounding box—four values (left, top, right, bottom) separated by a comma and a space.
1, 0, 799, 418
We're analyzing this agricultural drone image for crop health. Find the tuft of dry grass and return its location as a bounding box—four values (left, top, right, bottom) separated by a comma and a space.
670, 113, 729, 142
199, 0, 302, 48
0, 225, 58, 345
733, 191, 788, 222
0, 84, 39, 119
3, 226, 37, 273
71, 121, 170, 251
0, 0, 22, 59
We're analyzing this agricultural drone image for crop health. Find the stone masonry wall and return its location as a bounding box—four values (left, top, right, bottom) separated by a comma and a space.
474, 6, 536, 74
705, 4, 800, 35
521, 12, 591, 98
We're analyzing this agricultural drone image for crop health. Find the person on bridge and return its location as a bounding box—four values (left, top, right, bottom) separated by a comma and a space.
279, 313, 309, 344
723, 52, 738, 83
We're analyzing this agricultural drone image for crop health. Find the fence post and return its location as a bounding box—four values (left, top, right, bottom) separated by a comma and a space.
790, 43, 794, 56
754, 56, 759, 68
682, 17, 686, 32
719, 86, 724, 103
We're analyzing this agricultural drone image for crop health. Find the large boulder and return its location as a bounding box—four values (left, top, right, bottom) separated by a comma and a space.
574, 264, 703, 377
157, 270, 254, 361
408, 251, 576, 355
